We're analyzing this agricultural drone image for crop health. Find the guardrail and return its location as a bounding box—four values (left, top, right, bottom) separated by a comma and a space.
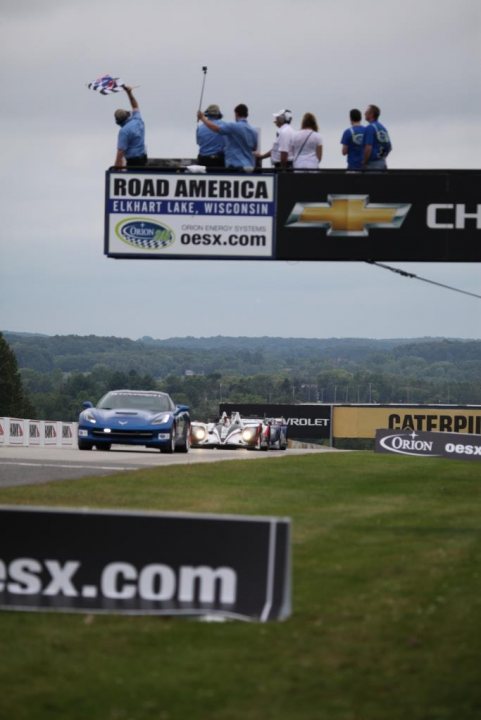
0, 418, 78, 447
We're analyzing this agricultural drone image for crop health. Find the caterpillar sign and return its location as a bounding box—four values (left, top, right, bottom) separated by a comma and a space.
105, 168, 481, 262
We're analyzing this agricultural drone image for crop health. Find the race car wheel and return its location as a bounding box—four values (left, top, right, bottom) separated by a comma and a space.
78, 440, 93, 451
161, 427, 176, 454
260, 430, 270, 451
177, 427, 190, 453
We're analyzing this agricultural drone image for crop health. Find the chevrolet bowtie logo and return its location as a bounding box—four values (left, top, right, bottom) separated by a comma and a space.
285, 195, 411, 236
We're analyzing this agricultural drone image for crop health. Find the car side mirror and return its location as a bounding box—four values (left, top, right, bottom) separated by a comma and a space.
176, 404, 189, 413
82, 401, 94, 409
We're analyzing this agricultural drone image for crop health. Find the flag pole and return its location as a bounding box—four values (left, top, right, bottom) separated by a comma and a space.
198, 66, 208, 112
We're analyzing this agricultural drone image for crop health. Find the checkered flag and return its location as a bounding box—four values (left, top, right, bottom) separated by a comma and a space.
87, 75, 124, 95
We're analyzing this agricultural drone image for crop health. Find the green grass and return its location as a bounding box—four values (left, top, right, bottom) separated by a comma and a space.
1, 453, 480, 720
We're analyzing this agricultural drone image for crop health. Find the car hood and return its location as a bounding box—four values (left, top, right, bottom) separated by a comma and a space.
82, 408, 172, 427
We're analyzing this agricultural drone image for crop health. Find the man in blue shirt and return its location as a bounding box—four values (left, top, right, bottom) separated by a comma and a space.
340, 108, 366, 171
197, 104, 258, 171
363, 104, 392, 171
196, 104, 226, 168
114, 86, 147, 168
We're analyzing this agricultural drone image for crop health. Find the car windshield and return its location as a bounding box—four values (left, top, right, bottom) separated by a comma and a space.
97, 392, 173, 412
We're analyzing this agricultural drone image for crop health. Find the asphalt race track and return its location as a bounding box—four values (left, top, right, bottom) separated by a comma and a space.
0, 445, 334, 488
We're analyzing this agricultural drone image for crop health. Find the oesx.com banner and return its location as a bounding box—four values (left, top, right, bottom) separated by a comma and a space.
375, 429, 481, 461
0, 506, 290, 622
105, 172, 275, 259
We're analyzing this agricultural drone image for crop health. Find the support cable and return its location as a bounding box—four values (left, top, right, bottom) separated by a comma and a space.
366, 261, 481, 301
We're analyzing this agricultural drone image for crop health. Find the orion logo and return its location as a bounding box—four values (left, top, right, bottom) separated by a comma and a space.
379, 431, 440, 457
115, 217, 175, 250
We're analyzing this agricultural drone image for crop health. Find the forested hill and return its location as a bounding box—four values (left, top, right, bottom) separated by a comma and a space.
4, 332, 481, 420
3, 331, 480, 378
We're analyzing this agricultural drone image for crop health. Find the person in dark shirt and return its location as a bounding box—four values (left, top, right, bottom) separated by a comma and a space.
340, 108, 366, 171
363, 104, 392, 171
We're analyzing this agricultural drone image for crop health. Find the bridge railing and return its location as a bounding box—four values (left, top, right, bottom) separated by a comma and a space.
0, 418, 78, 448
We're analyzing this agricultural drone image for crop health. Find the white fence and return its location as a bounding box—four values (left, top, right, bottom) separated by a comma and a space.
0, 418, 78, 447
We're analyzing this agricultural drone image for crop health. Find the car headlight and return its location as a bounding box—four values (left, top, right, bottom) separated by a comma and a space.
83, 411, 96, 424
242, 428, 256, 442
192, 427, 206, 441
151, 413, 171, 425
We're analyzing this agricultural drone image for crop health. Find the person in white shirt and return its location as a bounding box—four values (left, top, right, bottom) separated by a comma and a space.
256, 109, 294, 169
290, 112, 323, 170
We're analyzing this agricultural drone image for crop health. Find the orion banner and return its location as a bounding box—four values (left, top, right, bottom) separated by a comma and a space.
105, 169, 480, 262
105, 171, 275, 259
375, 429, 481, 461
0, 507, 291, 622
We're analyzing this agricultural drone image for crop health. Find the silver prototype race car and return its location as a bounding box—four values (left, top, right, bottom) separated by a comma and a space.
191, 411, 288, 450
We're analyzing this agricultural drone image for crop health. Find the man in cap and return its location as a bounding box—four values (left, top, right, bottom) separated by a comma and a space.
197, 104, 258, 171
196, 104, 226, 168
113, 86, 147, 168
256, 109, 294, 169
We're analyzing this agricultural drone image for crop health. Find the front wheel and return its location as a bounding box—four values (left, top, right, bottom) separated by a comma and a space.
260, 429, 270, 451
78, 440, 93, 450
176, 426, 191, 453
161, 427, 176, 454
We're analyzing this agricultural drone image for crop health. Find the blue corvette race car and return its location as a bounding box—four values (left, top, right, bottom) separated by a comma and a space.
78, 389, 190, 453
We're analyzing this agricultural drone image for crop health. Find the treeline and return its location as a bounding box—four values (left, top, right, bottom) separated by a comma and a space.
16, 363, 481, 423
4, 332, 481, 379
3, 332, 481, 422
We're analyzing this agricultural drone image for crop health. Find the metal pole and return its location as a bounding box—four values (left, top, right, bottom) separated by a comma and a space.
198, 66, 208, 112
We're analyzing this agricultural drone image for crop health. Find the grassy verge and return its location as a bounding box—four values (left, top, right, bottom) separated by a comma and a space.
0, 453, 480, 720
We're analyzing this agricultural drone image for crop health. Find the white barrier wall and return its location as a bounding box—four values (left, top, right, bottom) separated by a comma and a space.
0, 418, 78, 447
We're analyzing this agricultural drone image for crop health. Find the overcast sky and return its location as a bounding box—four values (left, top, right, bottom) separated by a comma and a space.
1, 0, 480, 340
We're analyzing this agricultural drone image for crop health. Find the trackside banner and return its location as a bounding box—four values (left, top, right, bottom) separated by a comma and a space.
0, 507, 291, 622
375, 429, 481, 461
105, 172, 275, 259
276, 170, 481, 261
333, 405, 481, 440
220, 403, 331, 440
105, 169, 481, 262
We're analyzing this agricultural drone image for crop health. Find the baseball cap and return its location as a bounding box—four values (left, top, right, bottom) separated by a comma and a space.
273, 109, 292, 123
204, 104, 223, 118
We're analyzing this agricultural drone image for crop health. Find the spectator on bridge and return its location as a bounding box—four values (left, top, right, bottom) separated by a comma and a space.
340, 108, 366, 172
363, 104, 392, 171
113, 86, 147, 168
256, 109, 294, 170
196, 104, 226, 169
290, 113, 323, 170
197, 104, 258, 171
